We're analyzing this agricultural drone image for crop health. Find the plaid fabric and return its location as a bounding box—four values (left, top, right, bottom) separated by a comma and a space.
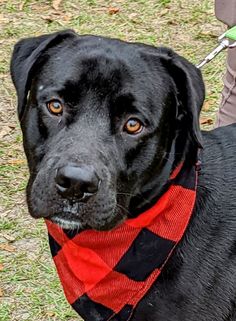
45, 164, 198, 321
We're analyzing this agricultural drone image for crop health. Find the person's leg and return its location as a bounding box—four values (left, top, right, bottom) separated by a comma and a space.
215, 48, 236, 126
215, 0, 236, 127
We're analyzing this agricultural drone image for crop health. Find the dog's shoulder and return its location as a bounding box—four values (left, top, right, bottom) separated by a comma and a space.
197, 123, 236, 223
202, 123, 236, 151
201, 124, 236, 177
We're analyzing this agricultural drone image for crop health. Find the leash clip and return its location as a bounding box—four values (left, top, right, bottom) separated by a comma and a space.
196, 26, 236, 69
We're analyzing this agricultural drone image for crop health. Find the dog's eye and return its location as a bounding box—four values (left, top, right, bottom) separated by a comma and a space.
124, 118, 143, 135
47, 100, 63, 115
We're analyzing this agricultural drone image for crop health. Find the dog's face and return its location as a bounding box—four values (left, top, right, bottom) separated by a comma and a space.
11, 30, 204, 231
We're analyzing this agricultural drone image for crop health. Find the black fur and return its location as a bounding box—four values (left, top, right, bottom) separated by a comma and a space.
11, 30, 236, 320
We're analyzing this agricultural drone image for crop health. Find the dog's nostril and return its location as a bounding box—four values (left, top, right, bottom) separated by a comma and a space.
55, 173, 71, 189
86, 181, 100, 194
55, 164, 100, 200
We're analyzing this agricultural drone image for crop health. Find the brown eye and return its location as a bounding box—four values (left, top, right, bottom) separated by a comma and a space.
124, 118, 143, 135
47, 100, 63, 115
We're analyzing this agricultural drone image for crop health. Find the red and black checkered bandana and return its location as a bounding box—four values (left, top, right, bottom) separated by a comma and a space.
45, 164, 198, 321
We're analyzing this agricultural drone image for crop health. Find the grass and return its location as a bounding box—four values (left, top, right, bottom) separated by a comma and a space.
0, 0, 226, 320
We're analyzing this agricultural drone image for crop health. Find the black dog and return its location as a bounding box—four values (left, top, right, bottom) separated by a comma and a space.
11, 30, 236, 321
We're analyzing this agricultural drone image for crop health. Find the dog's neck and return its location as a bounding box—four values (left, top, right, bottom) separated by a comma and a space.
128, 134, 199, 218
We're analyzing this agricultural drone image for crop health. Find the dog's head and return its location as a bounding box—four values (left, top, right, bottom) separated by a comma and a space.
11, 30, 205, 230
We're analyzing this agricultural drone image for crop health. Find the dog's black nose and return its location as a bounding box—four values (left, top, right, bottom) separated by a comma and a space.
55, 164, 100, 200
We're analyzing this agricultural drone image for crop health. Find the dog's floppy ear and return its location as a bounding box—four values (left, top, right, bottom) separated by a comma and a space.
10, 30, 76, 121
160, 48, 205, 149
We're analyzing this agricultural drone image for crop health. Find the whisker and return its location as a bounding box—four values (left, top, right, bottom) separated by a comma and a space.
116, 203, 131, 216
117, 192, 152, 205
117, 192, 137, 197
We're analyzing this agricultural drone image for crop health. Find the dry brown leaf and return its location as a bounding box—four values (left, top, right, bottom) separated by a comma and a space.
6, 159, 26, 166
200, 117, 214, 125
128, 13, 139, 22
202, 100, 214, 112
62, 15, 71, 22
46, 311, 56, 317
0, 233, 15, 242
0, 126, 13, 139
53, 11, 62, 16
167, 20, 178, 26
199, 31, 217, 39
8, 123, 16, 129
108, 7, 120, 15
160, 9, 169, 17
0, 243, 16, 252
0, 159, 26, 166
0, 288, 3, 297
0, 263, 4, 271
41, 15, 54, 23
19, 0, 26, 11
41, 14, 64, 26
52, 0, 62, 11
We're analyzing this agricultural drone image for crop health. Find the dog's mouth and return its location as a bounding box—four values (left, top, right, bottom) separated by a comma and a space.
49, 203, 126, 231
50, 214, 83, 230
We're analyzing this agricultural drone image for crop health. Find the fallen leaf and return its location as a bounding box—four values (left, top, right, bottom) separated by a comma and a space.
6, 159, 26, 165
0, 263, 4, 271
160, 9, 169, 16
41, 14, 64, 26
8, 123, 16, 129
108, 7, 120, 15
0, 243, 16, 252
0, 126, 13, 139
52, 0, 62, 11
199, 31, 218, 39
202, 100, 214, 112
0, 233, 15, 242
61, 14, 71, 22
46, 311, 56, 317
19, 0, 26, 11
167, 20, 178, 26
41, 15, 54, 23
200, 117, 214, 125
128, 13, 139, 22
0, 288, 3, 297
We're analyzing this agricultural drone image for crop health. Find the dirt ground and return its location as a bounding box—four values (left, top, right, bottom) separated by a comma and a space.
0, 0, 226, 320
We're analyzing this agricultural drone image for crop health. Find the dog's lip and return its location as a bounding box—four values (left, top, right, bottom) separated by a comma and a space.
50, 214, 83, 230
49, 208, 126, 231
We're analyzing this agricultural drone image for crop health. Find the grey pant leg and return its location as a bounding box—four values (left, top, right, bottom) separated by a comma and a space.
215, 0, 236, 127
215, 0, 236, 27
